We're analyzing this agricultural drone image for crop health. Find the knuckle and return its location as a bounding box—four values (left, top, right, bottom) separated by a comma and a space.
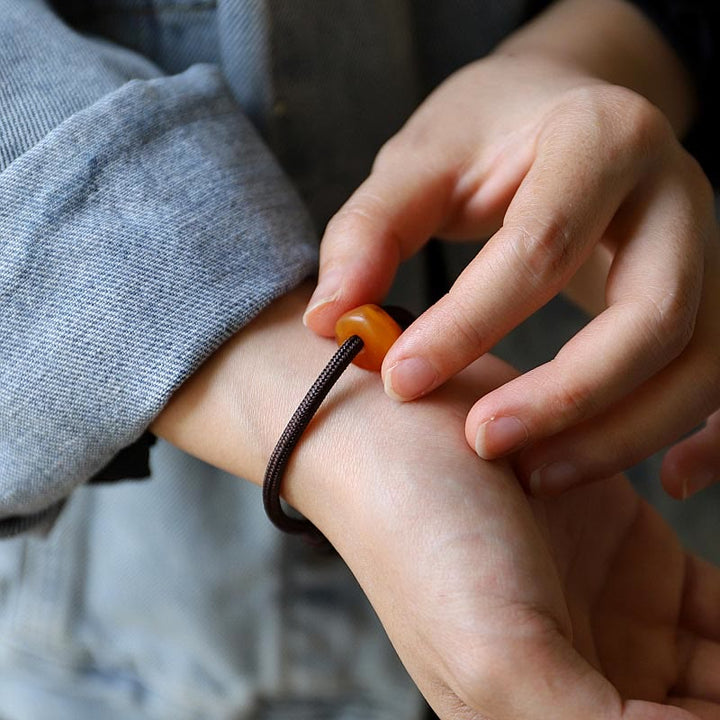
325, 191, 386, 239
323, 194, 405, 268
608, 86, 671, 157
506, 217, 576, 289
551, 375, 600, 422
640, 292, 696, 362
324, 204, 358, 240
372, 133, 404, 173
373, 109, 461, 179
372, 117, 433, 173
545, 85, 671, 168
322, 209, 349, 241
440, 291, 486, 355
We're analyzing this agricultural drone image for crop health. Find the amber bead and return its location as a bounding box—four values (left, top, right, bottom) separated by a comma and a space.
335, 304, 403, 371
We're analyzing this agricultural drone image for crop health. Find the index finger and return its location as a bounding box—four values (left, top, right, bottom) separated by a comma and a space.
381, 100, 650, 400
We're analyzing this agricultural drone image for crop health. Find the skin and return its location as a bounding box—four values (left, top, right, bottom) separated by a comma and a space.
153, 286, 720, 720
303, 0, 720, 500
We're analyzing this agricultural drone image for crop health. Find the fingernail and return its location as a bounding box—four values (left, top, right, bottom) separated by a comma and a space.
529, 461, 577, 496
474, 416, 528, 459
384, 358, 438, 401
683, 468, 716, 499
303, 276, 342, 326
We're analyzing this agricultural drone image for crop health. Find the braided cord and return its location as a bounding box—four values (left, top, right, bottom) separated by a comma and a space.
262, 335, 364, 545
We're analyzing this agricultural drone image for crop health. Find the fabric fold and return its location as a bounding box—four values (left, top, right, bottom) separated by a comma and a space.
0, 64, 317, 532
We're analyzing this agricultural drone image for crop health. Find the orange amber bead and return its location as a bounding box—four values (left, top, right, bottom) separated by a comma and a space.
335, 304, 402, 371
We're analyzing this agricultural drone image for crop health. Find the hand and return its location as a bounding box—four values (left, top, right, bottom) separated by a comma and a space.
318, 361, 720, 720
154, 286, 719, 719
303, 0, 720, 498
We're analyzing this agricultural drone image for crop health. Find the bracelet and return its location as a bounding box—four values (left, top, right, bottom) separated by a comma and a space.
262, 303, 414, 546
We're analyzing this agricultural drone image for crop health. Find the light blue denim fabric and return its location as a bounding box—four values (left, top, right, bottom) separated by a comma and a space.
0, 442, 422, 719
0, 0, 319, 534
0, 1, 528, 718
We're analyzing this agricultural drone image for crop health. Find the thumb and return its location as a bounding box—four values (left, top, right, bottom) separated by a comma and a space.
661, 409, 720, 499
303, 136, 457, 337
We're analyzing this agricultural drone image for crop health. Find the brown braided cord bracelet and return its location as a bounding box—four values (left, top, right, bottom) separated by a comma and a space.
262, 305, 414, 546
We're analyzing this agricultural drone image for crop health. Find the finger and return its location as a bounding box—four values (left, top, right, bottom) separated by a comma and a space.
303, 157, 453, 337
381, 100, 650, 401
453, 352, 520, 399
662, 410, 720, 498
514, 337, 720, 495
679, 556, 720, 644
513, 201, 719, 492
668, 699, 720, 720
303, 84, 540, 338
675, 633, 720, 704
466, 159, 705, 460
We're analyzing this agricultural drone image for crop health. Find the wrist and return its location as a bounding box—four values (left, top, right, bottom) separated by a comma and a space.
495, 0, 697, 135
150, 284, 397, 528
149, 284, 521, 553
151, 284, 343, 477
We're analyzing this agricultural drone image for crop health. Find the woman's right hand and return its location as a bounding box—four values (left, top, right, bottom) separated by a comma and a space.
153, 286, 719, 719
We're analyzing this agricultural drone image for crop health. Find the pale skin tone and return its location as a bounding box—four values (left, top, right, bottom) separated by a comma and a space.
304, 0, 720, 500
153, 285, 720, 720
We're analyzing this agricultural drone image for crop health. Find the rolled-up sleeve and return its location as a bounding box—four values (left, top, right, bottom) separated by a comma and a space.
0, 1, 318, 534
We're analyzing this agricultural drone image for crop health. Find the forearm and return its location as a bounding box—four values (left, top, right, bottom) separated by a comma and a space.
151, 284, 361, 510
151, 288, 591, 719
150, 284, 527, 549
151, 283, 412, 542
0, 0, 317, 534
496, 0, 697, 135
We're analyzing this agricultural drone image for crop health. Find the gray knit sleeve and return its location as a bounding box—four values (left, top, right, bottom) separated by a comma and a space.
0, 1, 318, 534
